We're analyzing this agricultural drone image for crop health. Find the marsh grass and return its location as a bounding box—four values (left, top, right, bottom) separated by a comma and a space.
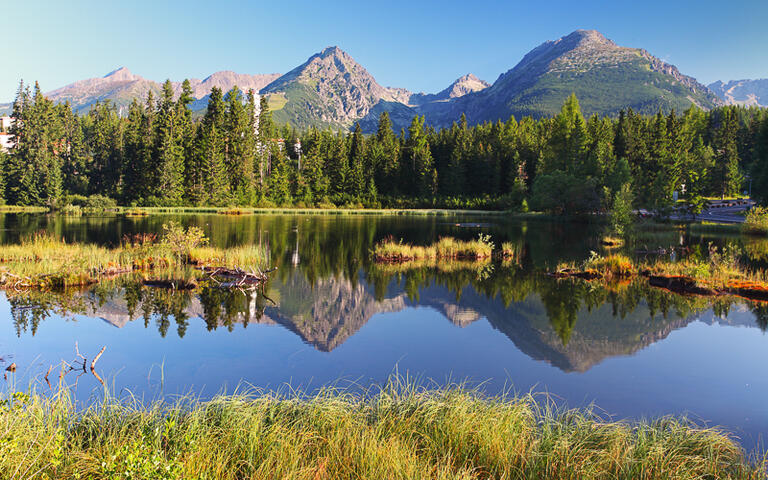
371, 258, 492, 276
556, 253, 634, 280
0, 231, 268, 289
742, 207, 768, 235
556, 246, 768, 298
188, 245, 268, 268
0, 383, 763, 480
601, 235, 625, 247
373, 235, 494, 262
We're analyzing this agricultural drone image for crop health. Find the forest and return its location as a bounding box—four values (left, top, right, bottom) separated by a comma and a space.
2, 79, 768, 213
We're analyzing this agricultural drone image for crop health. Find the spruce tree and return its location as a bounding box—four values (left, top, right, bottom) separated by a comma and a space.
154, 80, 185, 205
194, 87, 229, 205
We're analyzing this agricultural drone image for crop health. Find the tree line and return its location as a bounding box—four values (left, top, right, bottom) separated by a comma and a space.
2, 80, 768, 212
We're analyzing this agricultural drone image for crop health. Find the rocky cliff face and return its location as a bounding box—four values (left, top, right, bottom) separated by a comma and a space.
708, 79, 768, 107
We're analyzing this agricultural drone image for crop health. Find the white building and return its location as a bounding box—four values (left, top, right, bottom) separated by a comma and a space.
0, 116, 12, 133
0, 133, 12, 152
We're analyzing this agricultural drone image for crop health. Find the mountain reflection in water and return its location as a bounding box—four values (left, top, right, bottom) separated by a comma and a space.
2, 213, 768, 451
7, 265, 766, 373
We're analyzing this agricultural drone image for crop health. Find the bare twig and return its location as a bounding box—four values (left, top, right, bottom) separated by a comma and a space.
90, 346, 106, 371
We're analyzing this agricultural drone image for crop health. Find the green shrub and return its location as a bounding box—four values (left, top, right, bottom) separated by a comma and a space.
742, 206, 768, 235
161, 221, 208, 260
84, 194, 117, 211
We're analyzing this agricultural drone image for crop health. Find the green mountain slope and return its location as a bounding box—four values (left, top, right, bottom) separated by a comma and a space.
428, 30, 723, 127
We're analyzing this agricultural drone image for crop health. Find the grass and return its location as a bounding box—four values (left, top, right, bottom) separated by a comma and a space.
0, 205, 513, 217
554, 247, 768, 300
0, 384, 763, 480
188, 245, 268, 268
0, 229, 269, 289
601, 235, 625, 247
371, 258, 492, 276
742, 207, 768, 235
0, 205, 48, 213
556, 253, 634, 281
373, 235, 495, 262
124, 207, 150, 217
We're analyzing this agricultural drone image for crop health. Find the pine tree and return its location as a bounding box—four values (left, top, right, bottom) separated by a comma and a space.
58, 102, 88, 196
122, 98, 147, 203
711, 108, 742, 198
347, 123, 366, 198
5, 81, 64, 206
225, 86, 255, 204
194, 87, 229, 205
153, 80, 185, 205
404, 116, 437, 197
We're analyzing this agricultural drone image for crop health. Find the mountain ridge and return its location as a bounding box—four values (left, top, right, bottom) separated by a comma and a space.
1, 30, 729, 129
708, 79, 768, 107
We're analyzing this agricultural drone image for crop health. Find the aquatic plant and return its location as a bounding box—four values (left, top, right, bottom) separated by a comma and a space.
373, 234, 495, 262
0, 232, 268, 290
0, 383, 762, 479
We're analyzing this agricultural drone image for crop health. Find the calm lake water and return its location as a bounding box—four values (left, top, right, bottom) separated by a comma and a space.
1, 213, 767, 451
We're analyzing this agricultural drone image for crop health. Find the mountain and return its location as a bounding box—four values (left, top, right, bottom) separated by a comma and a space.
410, 74, 490, 105
1, 30, 725, 128
185, 71, 280, 99
260, 46, 414, 130
708, 79, 768, 107
43, 67, 161, 116
426, 29, 723, 127
0, 67, 281, 116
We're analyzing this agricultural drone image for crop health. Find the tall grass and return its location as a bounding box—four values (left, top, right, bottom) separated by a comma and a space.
373, 235, 494, 262
742, 207, 768, 235
189, 245, 268, 268
0, 231, 269, 289
0, 384, 762, 479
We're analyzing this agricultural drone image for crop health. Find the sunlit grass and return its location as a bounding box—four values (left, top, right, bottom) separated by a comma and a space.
742, 207, 768, 235
189, 245, 268, 268
373, 236, 494, 262
0, 383, 762, 480
0, 232, 269, 289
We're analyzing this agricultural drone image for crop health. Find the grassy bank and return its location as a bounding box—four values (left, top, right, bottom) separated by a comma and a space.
0, 386, 763, 480
0, 226, 268, 289
0, 204, 510, 216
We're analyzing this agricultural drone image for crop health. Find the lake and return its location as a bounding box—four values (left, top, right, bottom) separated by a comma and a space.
1, 213, 766, 451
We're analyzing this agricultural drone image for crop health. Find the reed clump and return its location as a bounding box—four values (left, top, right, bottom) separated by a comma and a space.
373, 234, 494, 262
219, 206, 250, 215
555, 253, 634, 281
0, 225, 269, 289
188, 245, 268, 267
0, 385, 762, 480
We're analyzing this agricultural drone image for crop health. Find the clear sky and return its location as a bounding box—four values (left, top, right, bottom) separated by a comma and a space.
3, 0, 767, 101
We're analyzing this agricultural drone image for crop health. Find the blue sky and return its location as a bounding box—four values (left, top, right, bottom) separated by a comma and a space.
3, 0, 767, 101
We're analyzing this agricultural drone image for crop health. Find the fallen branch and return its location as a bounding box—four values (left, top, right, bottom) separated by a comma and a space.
90, 346, 106, 371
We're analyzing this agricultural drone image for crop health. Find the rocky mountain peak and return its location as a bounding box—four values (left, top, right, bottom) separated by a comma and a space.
444, 74, 490, 98
103, 67, 138, 82
560, 29, 614, 48
318, 45, 345, 59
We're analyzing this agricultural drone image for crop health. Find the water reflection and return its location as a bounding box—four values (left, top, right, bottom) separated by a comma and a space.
3, 213, 768, 450
6, 262, 765, 374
